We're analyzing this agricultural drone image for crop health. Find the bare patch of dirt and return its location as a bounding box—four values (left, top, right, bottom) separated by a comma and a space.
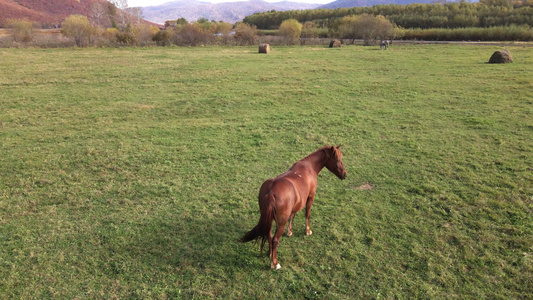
354, 183, 375, 190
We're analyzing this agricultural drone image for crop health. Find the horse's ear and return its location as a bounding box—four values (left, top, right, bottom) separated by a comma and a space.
336, 144, 342, 149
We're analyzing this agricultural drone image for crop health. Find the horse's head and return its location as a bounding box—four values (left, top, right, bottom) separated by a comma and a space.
325, 145, 347, 180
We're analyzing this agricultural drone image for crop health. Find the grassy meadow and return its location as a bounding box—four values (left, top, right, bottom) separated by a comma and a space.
0, 44, 532, 299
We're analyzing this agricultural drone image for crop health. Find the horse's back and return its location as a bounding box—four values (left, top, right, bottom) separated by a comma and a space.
263, 176, 307, 217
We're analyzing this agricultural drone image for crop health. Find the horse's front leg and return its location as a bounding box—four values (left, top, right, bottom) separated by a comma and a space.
305, 195, 315, 236
286, 213, 295, 237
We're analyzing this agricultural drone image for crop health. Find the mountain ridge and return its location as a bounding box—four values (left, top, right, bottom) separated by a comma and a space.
318, 0, 436, 9
141, 0, 322, 24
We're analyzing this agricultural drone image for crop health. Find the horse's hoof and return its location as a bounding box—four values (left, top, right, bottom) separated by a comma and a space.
271, 263, 281, 270
306, 230, 313, 236
287, 231, 293, 237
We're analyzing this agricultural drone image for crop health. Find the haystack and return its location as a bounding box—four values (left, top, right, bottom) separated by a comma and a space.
488, 50, 513, 63
329, 40, 342, 48
259, 44, 270, 54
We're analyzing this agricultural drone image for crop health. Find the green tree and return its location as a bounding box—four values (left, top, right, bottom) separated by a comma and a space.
338, 14, 397, 45
177, 18, 189, 26
278, 19, 303, 45
301, 21, 320, 42
152, 29, 171, 46
245, 2, 533, 30
5, 18, 35, 44
61, 15, 96, 47
337, 15, 360, 43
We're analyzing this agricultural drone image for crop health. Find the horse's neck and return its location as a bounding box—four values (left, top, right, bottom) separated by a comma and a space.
295, 149, 328, 175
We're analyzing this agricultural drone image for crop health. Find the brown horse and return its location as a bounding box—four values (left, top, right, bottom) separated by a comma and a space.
239, 145, 347, 269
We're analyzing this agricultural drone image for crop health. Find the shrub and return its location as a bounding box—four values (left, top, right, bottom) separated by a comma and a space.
234, 23, 257, 46
215, 22, 234, 45
103, 28, 119, 41
278, 19, 302, 45
152, 30, 171, 46
301, 21, 323, 45
136, 25, 160, 46
301, 21, 319, 39
61, 15, 96, 47
174, 23, 213, 46
5, 18, 35, 44
115, 31, 136, 45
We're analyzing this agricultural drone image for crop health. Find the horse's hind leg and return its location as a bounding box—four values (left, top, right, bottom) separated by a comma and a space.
271, 221, 287, 270
286, 213, 295, 237
268, 230, 273, 258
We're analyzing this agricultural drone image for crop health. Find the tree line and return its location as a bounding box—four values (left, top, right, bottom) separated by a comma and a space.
243, 0, 533, 30
2, 15, 261, 47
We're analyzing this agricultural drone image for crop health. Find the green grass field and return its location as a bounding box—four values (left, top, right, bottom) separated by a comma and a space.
1, 44, 532, 299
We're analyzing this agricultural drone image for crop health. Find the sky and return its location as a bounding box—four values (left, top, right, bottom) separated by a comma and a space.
128, 0, 332, 7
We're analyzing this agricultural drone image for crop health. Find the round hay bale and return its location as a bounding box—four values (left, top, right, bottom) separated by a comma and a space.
329, 39, 342, 48
259, 44, 270, 54
488, 50, 513, 64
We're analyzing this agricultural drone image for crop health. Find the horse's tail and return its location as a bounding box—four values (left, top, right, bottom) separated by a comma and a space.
239, 192, 276, 253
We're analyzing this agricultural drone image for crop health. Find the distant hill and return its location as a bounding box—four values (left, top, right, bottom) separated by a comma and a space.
0, 0, 158, 28
141, 0, 322, 24
0, 0, 94, 27
318, 0, 436, 9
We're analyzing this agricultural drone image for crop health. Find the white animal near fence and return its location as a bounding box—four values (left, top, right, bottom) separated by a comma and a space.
380, 40, 390, 50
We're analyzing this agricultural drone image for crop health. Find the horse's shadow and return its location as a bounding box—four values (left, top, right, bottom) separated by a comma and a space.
99, 210, 265, 274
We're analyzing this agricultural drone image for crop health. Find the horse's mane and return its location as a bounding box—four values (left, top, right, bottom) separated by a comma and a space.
300, 145, 341, 163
